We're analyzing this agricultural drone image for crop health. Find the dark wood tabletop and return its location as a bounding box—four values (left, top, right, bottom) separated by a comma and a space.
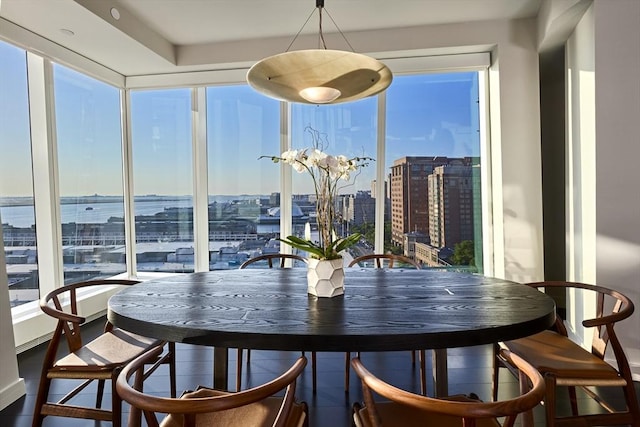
108, 269, 555, 351
108, 269, 556, 393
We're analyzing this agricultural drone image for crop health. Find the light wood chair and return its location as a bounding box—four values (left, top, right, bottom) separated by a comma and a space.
238, 253, 317, 393
32, 279, 176, 427
346, 254, 426, 395
352, 350, 545, 427
117, 348, 308, 427
494, 281, 640, 427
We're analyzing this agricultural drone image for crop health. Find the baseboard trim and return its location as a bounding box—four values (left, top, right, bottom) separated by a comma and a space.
0, 378, 26, 411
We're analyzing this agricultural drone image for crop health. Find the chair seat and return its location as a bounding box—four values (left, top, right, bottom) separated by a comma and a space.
160, 387, 307, 427
354, 401, 500, 427
503, 330, 621, 380
53, 328, 162, 372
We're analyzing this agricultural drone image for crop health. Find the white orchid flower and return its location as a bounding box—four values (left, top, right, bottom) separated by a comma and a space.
306, 149, 327, 168
281, 150, 298, 165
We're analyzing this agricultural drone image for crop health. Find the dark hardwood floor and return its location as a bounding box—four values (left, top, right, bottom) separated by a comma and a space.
2, 317, 638, 427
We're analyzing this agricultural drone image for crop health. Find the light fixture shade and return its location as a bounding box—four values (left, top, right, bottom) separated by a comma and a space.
247, 49, 392, 104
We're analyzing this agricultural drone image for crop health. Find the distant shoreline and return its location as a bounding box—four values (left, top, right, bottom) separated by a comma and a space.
0, 194, 265, 208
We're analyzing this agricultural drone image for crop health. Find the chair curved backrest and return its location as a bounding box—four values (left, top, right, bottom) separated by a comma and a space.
495, 281, 639, 427
353, 350, 544, 427
240, 253, 307, 269
117, 348, 308, 427
525, 281, 634, 360
33, 279, 175, 427
348, 253, 421, 269
40, 278, 140, 351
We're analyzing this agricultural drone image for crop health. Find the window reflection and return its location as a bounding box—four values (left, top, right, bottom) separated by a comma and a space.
385, 73, 482, 273
206, 86, 282, 269
0, 41, 39, 307
130, 89, 193, 273
54, 64, 127, 282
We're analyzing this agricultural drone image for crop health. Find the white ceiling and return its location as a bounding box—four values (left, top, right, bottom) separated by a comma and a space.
0, 0, 542, 76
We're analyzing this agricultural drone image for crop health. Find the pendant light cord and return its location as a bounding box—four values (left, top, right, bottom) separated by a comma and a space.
284, 1, 356, 53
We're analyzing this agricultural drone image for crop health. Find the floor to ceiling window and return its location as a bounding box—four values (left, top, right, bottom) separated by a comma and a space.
289, 99, 378, 265
53, 64, 127, 282
0, 41, 39, 308
385, 72, 482, 272
205, 86, 283, 269
130, 89, 194, 273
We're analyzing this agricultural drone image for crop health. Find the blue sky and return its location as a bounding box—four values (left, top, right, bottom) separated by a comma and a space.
0, 39, 480, 198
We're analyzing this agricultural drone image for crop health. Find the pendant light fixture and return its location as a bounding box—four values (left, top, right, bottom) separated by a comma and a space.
246, 0, 392, 105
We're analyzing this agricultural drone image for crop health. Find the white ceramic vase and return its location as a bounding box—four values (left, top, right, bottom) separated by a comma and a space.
307, 257, 344, 298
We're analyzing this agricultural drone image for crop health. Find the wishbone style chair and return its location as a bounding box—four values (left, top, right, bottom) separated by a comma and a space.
238, 253, 318, 393
239, 253, 307, 269
352, 350, 545, 427
348, 253, 421, 270
117, 348, 309, 427
494, 281, 640, 427
32, 279, 176, 427
346, 253, 426, 395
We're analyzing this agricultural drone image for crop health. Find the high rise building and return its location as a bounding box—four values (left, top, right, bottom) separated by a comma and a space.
346, 191, 376, 226
389, 156, 450, 246
428, 162, 474, 248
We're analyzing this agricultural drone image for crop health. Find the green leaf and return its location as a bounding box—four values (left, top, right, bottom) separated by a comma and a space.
277, 237, 325, 259
334, 233, 362, 253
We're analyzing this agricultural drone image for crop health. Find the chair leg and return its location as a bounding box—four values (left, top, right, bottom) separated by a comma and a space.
168, 342, 177, 398
568, 385, 578, 416
31, 372, 52, 427
544, 375, 557, 427
236, 348, 243, 392
492, 344, 500, 402
344, 352, 351, 392
519, 368, 534, 427
96, 379, 105, 408
311, 351, 317, 393
111, 371, 123, 427
419, 350, 427, 395
623, 378, 640, 424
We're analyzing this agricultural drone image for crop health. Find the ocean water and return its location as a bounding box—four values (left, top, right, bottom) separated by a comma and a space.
0, 200, 191, 229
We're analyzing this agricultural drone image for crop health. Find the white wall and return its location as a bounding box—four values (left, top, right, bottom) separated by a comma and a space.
0, 211, 26, 409
566, 0, 640, 379
593, 0, 640, 379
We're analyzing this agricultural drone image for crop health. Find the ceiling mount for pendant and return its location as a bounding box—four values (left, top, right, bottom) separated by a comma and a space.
246, 0, 392, 105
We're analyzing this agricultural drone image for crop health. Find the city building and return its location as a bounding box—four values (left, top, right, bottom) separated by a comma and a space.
428, 161, 475, 248
389, 156, 450, 246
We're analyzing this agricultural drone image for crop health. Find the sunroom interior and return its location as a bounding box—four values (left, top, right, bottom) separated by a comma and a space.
0, 0, 639, 412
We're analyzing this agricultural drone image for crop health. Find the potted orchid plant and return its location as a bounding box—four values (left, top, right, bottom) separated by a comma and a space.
262, 127, 373, 297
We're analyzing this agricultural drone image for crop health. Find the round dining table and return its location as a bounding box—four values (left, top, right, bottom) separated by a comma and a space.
107, 268, 556, 395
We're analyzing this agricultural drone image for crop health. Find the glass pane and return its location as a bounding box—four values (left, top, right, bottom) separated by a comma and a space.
386, 72, 482, 272
0, 41, 39, 307
206, 86, 284, 269
130, 89, 193, 273
290, 98, 378, 265
54, 64, 127, 282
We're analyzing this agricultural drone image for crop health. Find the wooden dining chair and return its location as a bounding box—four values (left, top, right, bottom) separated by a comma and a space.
117, 347, 308, 427
348, 253, 421, 270
493, 281, 640, 427
239, 253, 307, 269
351, 349, 545, 427
346, 253, 426, 395
32, 279, 176, 427
238, 253, 317, 393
